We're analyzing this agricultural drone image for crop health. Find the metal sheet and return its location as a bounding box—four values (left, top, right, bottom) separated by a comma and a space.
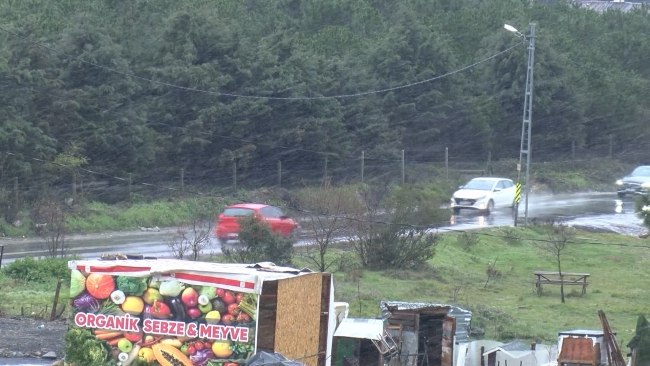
334, 318, 384, 340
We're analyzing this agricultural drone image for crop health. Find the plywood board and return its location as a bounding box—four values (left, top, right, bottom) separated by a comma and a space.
275, 273, 324, 366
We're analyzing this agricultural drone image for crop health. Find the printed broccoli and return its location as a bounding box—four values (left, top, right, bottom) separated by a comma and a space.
116, 276, 148, 296
65, 328, 116, 366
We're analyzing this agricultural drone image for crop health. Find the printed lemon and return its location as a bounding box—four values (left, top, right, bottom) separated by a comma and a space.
122, 296, 145, 315
211, 340, 233, 358
139, 347, 156, 362
205, 310, 221, 324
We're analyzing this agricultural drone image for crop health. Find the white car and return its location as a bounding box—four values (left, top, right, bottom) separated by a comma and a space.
450, 177, 516, 214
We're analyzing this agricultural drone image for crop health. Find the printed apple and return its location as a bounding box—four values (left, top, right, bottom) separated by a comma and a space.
118, 339, 133, 353
187, 307, 202, 319
181, 287, 199, 307
198, 302, 213, 314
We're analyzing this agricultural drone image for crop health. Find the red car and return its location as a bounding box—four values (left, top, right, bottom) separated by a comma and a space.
215, 203, 299, 244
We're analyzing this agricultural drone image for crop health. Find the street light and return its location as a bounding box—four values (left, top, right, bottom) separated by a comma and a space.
505, 22, 536, 226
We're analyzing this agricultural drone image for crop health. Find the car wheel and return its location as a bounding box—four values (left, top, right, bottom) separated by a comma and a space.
217, 237, 228, 245
617, 192, 626, 199
485, 200, 495, 214
453, 207, 461, 214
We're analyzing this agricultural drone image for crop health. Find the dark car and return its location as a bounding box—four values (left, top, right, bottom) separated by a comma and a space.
616, 165, 650, 198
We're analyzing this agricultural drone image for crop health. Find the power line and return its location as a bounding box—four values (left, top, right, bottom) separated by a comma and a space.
0, 24, 523, 100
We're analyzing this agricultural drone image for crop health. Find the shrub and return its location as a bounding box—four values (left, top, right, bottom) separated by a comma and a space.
2, 256, 72, 282
221, 216, 294, 266
350, 184, 445, 269
457, 232, 480, 251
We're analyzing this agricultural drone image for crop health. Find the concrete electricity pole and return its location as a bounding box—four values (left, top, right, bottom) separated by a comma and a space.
505, 22, 536, 226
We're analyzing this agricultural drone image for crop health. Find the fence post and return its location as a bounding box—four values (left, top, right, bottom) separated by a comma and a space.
128, 173, 132, 203
72, 172, 77, 200
180, 168, 184, 196
232, 160, 237, 188
0, 245, 4, 268
487, 151, 493, 176
361, 151, 365, 184
445, 147, 449, 180
50, 279, 62, 321
277, 160, 282, 187
14, 177, 18, 208
571, 140, 575, 160
609, 134, 613, 158
401, 149, 405, 185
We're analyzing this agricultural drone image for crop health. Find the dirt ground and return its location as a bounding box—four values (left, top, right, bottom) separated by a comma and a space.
0, 317, 67, 360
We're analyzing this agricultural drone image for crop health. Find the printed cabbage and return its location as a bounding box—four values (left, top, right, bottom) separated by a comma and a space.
70, 270, 87, 298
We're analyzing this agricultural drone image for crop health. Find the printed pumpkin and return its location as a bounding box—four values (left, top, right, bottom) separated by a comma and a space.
85, 273, 116, 299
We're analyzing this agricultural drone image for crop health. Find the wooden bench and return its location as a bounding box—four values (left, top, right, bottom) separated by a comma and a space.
534, 271, 590, 295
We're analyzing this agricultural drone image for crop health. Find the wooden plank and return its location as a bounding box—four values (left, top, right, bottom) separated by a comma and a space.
318, 274, 331, 366
535, 271, 590, 276
275, 273, 324, 366
536, 281, 589, 286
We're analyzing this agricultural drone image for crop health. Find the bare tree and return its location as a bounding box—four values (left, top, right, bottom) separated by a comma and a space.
296, 184, 363, 272
350, 184, 445, 269
33, 196, 69, 258
167, 218, 213, 261
538, 222, 575, 303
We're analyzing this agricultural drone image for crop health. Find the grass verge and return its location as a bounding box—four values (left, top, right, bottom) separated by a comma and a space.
2, 226, 648, 350
295, 226, 650, 347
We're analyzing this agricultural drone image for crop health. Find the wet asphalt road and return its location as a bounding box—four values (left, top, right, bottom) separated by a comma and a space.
0, 192, 645, 266
445, 191, 645, 235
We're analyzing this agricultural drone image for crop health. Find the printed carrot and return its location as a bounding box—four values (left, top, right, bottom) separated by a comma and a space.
108, 337, 126, 347
96, 332, 123, 341
94, 329, 118, 335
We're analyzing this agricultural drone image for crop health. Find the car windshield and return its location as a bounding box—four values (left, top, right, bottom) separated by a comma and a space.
222, 208, 255, 217
631, 166, 650, 177
463, 179, 495, 191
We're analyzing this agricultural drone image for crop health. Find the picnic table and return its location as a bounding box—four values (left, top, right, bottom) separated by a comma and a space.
534, 271, 590, 295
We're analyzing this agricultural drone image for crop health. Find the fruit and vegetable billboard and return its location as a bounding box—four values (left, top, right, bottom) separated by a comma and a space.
67, 264, 259, 366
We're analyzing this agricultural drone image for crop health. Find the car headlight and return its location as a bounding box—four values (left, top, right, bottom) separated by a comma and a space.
476, 196, 487, 201
642, 182, 650, 188
616, 180, 623, 185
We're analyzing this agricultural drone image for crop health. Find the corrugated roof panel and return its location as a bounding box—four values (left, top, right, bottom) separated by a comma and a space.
380, 301, 473, 343
579, 1, 644, 13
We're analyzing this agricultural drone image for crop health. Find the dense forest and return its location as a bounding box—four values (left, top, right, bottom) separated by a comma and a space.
1, 0, 650, 190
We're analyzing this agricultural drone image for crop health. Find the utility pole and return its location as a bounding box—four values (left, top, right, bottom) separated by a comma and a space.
277, 160, 282, 187
511, 22, 536, 227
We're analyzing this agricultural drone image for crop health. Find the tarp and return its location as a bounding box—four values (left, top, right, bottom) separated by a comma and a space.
628, 315, 650, 366
246, 351, 306, 366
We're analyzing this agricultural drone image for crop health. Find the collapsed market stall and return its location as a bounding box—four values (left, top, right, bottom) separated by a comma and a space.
66, 259, 335, 366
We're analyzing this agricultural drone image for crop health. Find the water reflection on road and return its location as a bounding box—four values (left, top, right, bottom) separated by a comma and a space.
445, 192, 644, 235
